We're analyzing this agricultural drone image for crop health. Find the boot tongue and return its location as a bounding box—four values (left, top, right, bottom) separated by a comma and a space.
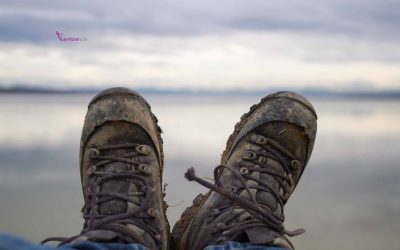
99, 160, 140, 214
228, 138, 285, 217
257, 158, 284, 216
237, 157, 284, 216
99, 162, 127, 214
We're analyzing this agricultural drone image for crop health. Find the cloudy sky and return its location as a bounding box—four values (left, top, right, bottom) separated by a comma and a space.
0, 0, 399, 91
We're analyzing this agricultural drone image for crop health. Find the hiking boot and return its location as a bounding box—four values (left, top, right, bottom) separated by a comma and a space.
42, 87, 170, 249
172, 91, 317, 250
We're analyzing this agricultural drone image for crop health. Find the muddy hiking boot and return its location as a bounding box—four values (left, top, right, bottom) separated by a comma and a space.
172, 91, 317, 250
42, 87, 170, 250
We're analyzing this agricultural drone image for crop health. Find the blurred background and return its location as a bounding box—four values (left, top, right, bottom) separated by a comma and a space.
0, 1, 399, 249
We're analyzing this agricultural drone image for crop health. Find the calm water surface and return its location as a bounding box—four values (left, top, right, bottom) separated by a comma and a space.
0, 93, 399, 250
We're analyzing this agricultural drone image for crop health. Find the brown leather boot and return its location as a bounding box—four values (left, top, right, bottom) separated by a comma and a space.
43, 87, 170, 249
172, 91, 317, 250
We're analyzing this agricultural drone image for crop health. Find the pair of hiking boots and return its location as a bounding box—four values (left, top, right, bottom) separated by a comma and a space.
43, 87, 317, 250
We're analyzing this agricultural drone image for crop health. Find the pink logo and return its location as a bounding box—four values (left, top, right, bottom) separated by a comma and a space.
56, 31, 87, 42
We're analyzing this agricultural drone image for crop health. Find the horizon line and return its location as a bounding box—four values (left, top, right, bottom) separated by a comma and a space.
1, 85, 400, 99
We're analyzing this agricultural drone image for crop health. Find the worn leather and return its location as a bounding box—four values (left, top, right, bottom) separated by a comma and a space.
174, 91, 317, 250
79, 88, 169, 250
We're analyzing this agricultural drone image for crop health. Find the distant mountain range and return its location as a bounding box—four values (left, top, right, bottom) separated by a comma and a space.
1, 85, 400, 99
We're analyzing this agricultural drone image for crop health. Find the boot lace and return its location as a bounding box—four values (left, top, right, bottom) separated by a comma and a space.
185, 134, 305, 240
42, 143, 161, 245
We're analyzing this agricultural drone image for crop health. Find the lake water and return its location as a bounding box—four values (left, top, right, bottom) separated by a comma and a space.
0, 93, 399, 250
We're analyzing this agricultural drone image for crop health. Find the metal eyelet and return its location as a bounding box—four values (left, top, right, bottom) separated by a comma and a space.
239, 167, 249, 176
88, 148, 100, 158
289, 160, 302, 171
136, 145, 151, 155
86, 165, 97, 176
138, 164, 152, 175
250, 134, 267, 144
225, 185, 238, 193
243, 151, 257, 160
147, 208, 159, 218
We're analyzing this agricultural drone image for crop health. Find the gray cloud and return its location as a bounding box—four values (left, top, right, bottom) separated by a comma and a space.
0, 0, 399, 90
0, 0, 399, 43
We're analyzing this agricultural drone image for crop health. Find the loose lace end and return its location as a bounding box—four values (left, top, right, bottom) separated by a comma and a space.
285, 228, 306, 237
185, 167, 196, 181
